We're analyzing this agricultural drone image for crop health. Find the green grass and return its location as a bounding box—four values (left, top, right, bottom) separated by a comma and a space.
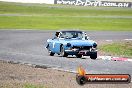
24, 84, 45, 88
99, 41, 132, 57
0, 1, 132, 16
0, 83, 46, 88
0, 1, 132, 30
0, 16, 131, 30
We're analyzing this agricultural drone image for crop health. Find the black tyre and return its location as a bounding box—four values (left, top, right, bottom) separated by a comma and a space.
90, 52, 97, 60
49, 52, 55, 56
60, 45, 68, 57
47, 45, 55, 56
76, 75, 86, 85
76, 54, 82, 58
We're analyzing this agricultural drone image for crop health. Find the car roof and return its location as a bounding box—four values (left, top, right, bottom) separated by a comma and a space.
57, 30, 83, 33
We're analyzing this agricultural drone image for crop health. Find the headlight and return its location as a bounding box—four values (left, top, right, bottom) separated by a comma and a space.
93, 43, 97, 48
66, 43, 71, 47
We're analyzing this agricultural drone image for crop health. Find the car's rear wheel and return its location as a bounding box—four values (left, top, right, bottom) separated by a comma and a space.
47, 45, 55, 56
49, 51, 55, 56
90, 52, 97, 60
60, 45, 68, 57
76, 54, 82, 58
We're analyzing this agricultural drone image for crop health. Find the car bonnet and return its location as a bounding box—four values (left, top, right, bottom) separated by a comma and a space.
60, 39, 95, 46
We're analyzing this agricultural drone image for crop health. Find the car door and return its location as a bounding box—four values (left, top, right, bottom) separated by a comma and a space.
49, 32, 61, 54
52, 38, 61, 54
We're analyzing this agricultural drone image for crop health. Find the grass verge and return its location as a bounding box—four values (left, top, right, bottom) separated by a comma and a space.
99, 41, 132, 58
0, 16, 131, 30
24, 84, 45, 88
0, 1, 132, 30
0, 1, 132, 16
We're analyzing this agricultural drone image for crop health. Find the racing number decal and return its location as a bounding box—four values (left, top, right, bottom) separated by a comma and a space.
53, 42, 55, 48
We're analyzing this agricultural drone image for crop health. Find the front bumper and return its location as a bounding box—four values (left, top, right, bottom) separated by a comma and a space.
78, 50, 97, 56
65, 48, 97, 56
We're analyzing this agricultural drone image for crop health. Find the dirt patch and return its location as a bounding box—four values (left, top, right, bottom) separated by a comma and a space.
0, 60, 132, 88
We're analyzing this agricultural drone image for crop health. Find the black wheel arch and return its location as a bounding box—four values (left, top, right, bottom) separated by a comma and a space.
46, 44, 49, 49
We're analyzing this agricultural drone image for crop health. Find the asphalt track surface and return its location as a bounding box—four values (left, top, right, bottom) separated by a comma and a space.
0, 30, 132, 76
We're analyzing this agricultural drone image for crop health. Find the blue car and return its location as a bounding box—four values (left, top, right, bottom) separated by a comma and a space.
46, 30, 97, 59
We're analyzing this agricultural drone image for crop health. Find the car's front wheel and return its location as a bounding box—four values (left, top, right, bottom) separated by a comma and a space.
60, 45, 68, 57
76, 54, 82, 58
90, 52, 97, 60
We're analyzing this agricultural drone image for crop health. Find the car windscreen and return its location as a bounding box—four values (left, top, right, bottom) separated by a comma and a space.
60, 31, 83, 39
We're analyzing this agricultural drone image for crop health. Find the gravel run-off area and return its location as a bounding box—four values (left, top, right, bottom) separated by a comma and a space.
0, 60, 132, 88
